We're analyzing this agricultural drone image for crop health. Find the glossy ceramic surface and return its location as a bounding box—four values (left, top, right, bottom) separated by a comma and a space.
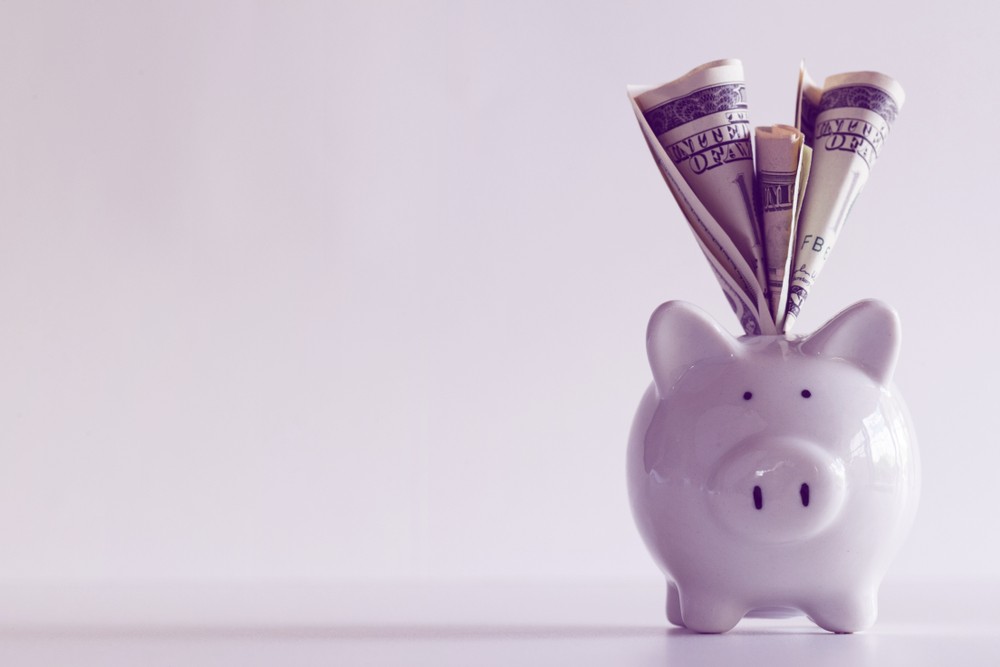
627, 300, 920, 633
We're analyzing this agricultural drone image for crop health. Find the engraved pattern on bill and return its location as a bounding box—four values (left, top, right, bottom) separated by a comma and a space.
643, 83, 748, 135
628, 84, 774, 335
813, 115, 888, 170
760, 171, 796, 214
783, 71, 904, 332
819, 85, 899, 124
634, 60, 769, 310
661, 120, 753, 173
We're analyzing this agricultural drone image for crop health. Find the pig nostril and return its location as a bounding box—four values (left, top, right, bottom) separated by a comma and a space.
753, 485, 763, 510
800, 483, 810, 507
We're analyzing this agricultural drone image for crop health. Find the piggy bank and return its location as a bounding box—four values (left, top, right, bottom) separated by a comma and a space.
627, 299, 919, 633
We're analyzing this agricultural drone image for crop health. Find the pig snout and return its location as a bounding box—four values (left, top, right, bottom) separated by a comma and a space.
706, 437, 847, 543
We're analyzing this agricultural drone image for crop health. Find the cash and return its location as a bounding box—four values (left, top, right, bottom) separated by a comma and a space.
629, 60, 774, 335
628, 60, 902, 336
628, 89, 774, 335
634, 60, 770, 311
783, 69, 905, 331
756, 125, 809, 330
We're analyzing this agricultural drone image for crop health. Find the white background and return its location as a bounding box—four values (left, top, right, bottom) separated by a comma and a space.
0, 1, 992, 587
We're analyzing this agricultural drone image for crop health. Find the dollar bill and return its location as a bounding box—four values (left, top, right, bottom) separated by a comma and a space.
755, 125, 807, 330
634, 60, 770, 309
627, 87, 776, 335
783, 70, 904, 332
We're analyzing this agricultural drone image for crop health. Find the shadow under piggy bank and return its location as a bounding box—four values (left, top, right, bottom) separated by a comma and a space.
627, 300, 920, 633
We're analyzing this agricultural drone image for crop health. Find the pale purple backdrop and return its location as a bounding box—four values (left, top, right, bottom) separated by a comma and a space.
0, 1, 989, 584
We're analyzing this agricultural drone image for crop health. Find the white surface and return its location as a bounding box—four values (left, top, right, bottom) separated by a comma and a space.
0, 0, 993, 584
0, 579, 995, 666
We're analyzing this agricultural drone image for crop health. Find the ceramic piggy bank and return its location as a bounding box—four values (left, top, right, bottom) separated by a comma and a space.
627, 299, 919, 633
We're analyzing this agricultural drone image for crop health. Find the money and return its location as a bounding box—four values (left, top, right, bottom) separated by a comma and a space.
634, 60, 770, 308
784, 71, 904, 331
628, 60, 901, 337
755, 125, 807, 330
628, 88, 776, 335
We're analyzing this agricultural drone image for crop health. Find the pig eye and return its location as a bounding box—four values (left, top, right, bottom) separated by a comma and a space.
742, 391, 752, 400
801, 389, 812, 398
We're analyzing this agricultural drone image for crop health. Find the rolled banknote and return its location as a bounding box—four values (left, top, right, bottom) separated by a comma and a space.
634, 60, 769, 304
783, 71, 904, 332
627, 88, 776, 335
755, 125, 806, 330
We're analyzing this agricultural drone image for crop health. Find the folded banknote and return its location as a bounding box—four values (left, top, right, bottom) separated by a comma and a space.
628, 59, 903, 334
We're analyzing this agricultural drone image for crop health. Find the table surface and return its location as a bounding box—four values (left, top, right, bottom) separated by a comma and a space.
0, 578, 995, 666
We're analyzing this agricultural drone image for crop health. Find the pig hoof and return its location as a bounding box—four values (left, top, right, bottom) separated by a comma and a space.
679, 594, 744, 633
666, 581, 685, 627
805, 593, 878, 634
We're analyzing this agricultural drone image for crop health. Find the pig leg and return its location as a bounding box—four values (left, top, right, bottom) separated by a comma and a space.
666, 580, 685, 627
677, 586, 745, 633
803, 590, 878, 634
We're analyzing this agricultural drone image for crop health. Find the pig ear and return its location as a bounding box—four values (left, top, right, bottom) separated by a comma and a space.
647, 301, 737, 395
800, 300, 901, 384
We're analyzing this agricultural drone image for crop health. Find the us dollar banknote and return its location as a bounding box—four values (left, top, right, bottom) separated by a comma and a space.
628, 86, 775, 335
784, 70, 904, 331
755, 125, 809, 330
628, 60, 900, 337
634, 60, 770, 309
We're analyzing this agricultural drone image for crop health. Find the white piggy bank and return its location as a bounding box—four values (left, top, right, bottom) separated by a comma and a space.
627, 299, 920, 633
